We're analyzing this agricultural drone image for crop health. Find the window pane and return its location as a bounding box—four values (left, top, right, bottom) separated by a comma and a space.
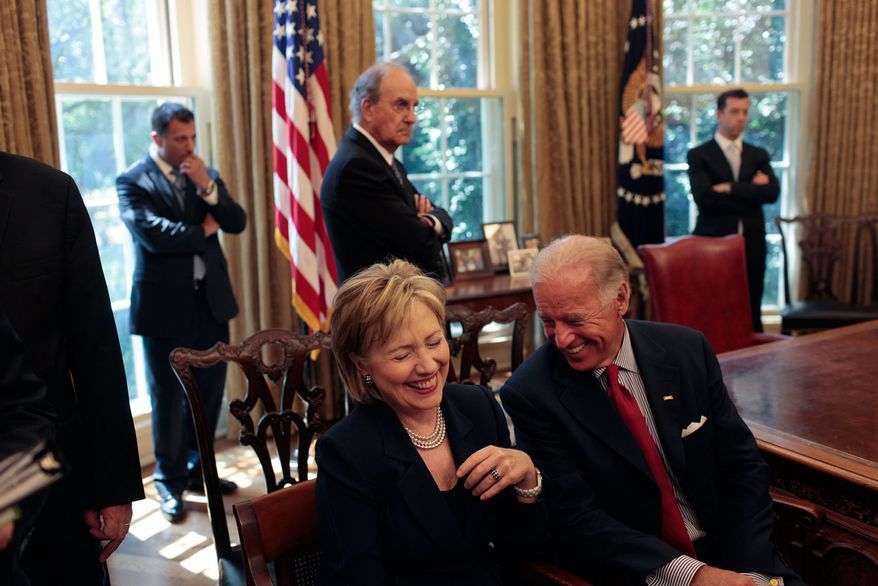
386, 11, 432, 85
90, 203, 130, 302
448, 176, 485, 241
740, 15, 786, 83
48, 0, 95, 82
692, 17, 736, 84
445, 97, 483, 173
663, 18, 689, 86
663, 96, 693, 165
746, 92, 787, 161
435, 13, 479, 88
664, 169, 692, 237
100, 0, 154, 84
663, 0, 690, 14
59, 98, 116, 194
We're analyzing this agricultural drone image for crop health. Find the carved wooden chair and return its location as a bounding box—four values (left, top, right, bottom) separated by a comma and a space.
775, 213, 878, 335
170, 328, 331, 586
637, 234, 788, 354
444, 302, 530, 388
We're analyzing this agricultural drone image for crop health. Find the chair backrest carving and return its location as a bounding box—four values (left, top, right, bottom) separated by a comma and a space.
170, 328, 331, 578
775, 213, 853, 303
444, 302, 529, 388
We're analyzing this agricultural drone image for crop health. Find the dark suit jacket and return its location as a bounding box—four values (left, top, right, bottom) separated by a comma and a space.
315, 384, 546, 586
501, 320, 800, 585
321, 127, 452, 282
116, 155, 246, 338
687, 138, 779, 240
0, 152, 143, 516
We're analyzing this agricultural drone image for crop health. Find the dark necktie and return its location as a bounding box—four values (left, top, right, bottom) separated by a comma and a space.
605, 364, 697, 557
390, 159, 405, 187
171, 168, 186, 209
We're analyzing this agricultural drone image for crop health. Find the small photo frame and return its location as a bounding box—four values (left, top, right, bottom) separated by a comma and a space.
520, 233, 542, 250
448, 240, 494, 280
508, 248, 539, 277
482, 221, 519, 273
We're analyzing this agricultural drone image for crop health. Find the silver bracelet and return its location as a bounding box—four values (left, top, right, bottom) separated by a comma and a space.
514, 467, 542, 499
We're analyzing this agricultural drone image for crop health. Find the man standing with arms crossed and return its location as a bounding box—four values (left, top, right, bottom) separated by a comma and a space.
117, 103, 246, 524
687, 89, 779, 333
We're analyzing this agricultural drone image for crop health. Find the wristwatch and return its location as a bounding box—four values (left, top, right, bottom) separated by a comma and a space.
198, 181, 216, 196
514, 467, 543, 499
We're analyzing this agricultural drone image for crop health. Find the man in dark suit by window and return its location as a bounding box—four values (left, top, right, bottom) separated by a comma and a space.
321, 62, 453, 283
117, 103, 247, 524
687, 89, 779, 333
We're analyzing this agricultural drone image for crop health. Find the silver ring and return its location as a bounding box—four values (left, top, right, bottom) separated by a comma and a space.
490, 469, 502, 482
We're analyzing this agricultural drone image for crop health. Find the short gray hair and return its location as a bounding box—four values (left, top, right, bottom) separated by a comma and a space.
349, 62, 409, 122
530, 235, 628, 305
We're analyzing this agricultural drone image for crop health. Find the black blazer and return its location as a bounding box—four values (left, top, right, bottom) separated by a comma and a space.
0, 152, 143, 512
321, 127, 452, 282
501, 320, 801, 585
687, 139, 779, 240
315, 384, 546, 585
116, 156, 246, 337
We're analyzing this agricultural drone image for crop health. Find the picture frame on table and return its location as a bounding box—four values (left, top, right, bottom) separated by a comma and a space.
520, 233, 542, 250
482, 221, 519, 273
448, 240, 494, 280
508, 248, 540, 278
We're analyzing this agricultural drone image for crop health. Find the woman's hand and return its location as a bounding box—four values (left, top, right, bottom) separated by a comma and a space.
457, 445, 538, 501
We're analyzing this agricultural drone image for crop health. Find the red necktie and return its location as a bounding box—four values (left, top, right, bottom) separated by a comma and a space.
606, 364, 697, 557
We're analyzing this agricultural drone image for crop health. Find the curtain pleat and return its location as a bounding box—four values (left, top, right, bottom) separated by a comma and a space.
0, 0, 58, 165
808, 0, 878, 303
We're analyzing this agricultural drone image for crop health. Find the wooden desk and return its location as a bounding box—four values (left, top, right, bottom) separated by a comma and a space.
719, 321, 878, 580
445, 274, 534, 312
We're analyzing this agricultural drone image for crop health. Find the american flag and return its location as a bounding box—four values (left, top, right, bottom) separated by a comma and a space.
272, 0, 338, 332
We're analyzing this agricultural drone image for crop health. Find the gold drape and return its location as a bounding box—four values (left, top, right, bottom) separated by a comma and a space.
208, 0, 374, 422
808, 0, 878, 303
519, 0, 632, 241
0, 0, 58, 165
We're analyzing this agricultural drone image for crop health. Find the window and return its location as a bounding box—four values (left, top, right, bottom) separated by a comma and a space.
372, 0, 510, 241
48, 0, 204, 416
662, 0, 803, 311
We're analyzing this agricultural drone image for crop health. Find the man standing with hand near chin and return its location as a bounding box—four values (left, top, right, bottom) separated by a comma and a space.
117, 103, 247, 524
687, 88, 779, 333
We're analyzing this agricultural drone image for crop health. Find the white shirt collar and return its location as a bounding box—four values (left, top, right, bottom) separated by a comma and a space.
714, 131, 742, 153
593, 322, 639, 380
149, 143, 175, 181
353, 123, 396, 166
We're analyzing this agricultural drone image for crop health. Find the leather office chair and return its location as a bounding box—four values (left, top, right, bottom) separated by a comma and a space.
445, 302, 530, 388
637, 234, 788, 354
170, 328, 331, 586
775, 213, 878, 335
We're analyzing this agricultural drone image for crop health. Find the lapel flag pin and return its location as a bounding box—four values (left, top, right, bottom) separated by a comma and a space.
662, 395, 674, 401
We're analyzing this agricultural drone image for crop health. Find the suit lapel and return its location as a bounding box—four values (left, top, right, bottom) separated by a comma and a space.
627, 323, 687, 481
379, 403, 464, 557
553, 356, 655, 481
348, 128, 414, 206
144, 158, 184, 217
708, 139, 735, 182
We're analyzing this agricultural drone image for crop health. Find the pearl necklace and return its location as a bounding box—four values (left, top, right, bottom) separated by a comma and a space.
403, 406, 446, 450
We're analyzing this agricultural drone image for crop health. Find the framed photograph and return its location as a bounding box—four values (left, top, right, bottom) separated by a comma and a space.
507, 248, 539, 278
482, 221, 519, 273
448, 240, 494, 280
520, 232, 542, 250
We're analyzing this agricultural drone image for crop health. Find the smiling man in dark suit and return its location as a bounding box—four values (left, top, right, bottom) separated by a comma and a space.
687, 88, 779, 333
321, 62, 453, 283
501, 235, 801, 586
117, 103, 246, 523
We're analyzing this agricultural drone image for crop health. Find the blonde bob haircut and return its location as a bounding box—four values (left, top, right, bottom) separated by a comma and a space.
330, 259, 447, 405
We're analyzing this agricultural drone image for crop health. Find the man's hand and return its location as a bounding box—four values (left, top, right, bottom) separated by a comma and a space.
414, 193, 434, 214
179, 154, 212, 191
0, 522, 13, 550
203, 212, 220, 237
83, 503, 133, 562
691, 565, 757, 586
711, 182, 733, 193
752, 170, 769, 185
